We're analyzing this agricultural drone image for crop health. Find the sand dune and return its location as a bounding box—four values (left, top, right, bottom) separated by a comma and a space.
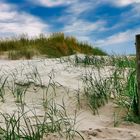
0, 55, 139, 140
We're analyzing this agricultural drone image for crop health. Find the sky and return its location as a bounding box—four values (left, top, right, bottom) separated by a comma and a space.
0, 0, 140, 54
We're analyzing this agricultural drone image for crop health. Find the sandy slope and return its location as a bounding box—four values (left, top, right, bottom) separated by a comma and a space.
0, 55, 140, 140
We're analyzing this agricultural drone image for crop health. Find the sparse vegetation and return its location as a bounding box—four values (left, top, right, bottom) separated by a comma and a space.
82, 69, 111, 114
0, 33, 107, 59
0, 45, 139, 139
0, 104, 83, 140
74, 54, 139, 122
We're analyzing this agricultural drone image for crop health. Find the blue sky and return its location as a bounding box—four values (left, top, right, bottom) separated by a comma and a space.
1, 0, 140, 54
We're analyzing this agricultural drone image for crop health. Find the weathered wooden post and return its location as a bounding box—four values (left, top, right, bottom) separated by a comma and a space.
136, 34, 140, 116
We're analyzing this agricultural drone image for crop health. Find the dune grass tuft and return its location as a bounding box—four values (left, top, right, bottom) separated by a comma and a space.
0, 33, 107, 59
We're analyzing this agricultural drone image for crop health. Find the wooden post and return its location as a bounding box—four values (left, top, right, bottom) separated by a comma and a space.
136, 34, 140, 116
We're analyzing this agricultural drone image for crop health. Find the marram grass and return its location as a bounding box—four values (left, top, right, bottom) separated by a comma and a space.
0, 32, 107, 59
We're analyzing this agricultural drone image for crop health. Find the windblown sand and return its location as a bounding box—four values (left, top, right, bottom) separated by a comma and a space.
0, 55, 140, 140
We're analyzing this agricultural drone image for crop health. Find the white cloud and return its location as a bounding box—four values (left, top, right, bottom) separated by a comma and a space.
28, 0, 74, 7
63, 20, 105, 34
62, 19, 106, 42
57, 0, 104, 42
0, 2, 15, 11
66, 0, 98, 15
0, 2, 49, 37
95, 28, 140, 53
96, 32, 130, 46
28, 0, 97, 14
57, 0, 97, 24
106, 0, 140, 7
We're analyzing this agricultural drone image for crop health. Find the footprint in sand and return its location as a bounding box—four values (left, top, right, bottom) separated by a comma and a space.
81, 127, 140, 140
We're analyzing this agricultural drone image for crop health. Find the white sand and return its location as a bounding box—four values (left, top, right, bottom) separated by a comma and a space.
0, 55, 139, 140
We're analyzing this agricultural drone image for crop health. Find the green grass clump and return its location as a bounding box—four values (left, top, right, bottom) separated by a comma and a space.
74, 55, 106, 67
113, 70, 138, 117
80, 55, 138, 121
8, 48, 36, 60
74, 55, 136, 68
110, 56, 136, 68
0, 33, 107, 59
0, 101, 84, 140
82, 70, 111, 114
110, 66, 140, 123
0, 111, 47, 140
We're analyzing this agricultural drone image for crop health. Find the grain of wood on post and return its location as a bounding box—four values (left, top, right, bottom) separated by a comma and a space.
136, 34, 140, 116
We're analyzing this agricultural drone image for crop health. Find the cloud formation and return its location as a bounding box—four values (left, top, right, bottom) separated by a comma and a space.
62, 19, 106, 42
30, 0, 140, 8
0, 2, 49, 37
28, 0, 74, 7
106, 0, 140, 7
57, 0, 102, 42
95, 27, 140, 54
